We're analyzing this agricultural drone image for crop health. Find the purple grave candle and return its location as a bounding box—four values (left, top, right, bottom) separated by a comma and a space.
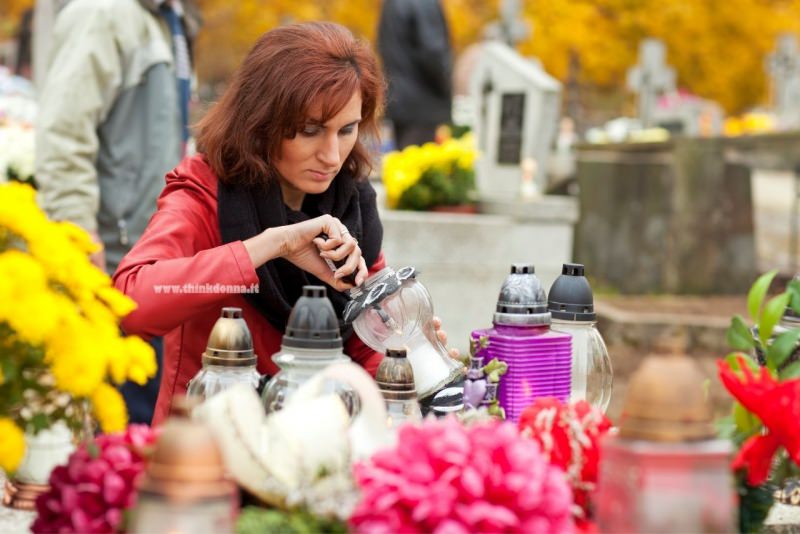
471, 264, 572, 422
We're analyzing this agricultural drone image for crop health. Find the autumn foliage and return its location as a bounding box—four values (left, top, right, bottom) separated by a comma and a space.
2, 0, 800, 113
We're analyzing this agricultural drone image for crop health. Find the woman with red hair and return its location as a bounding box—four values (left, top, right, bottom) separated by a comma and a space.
113, 22, 388, 425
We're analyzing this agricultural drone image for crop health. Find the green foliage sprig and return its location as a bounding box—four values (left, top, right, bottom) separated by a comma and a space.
725, 270, 800, 379
721, 270, 800, 532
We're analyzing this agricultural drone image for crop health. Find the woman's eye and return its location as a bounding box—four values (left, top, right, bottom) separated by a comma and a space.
339, 126, 356, 136
301, 126, 320, 136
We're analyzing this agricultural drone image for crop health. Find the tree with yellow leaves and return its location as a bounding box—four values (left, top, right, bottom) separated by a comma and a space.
519, 0, 800, 114
3, 1, 800, 117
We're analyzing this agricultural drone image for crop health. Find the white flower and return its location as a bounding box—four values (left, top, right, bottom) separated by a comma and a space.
0, 123, 35, 183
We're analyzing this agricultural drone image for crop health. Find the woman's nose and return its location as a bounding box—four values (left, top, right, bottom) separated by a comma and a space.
317, 134, 341, 168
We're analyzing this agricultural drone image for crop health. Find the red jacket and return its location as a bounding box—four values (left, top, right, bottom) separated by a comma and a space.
113, 155, 386, 425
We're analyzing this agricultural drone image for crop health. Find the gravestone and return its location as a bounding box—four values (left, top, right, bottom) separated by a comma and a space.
766, 34, 800, 130
652, 92, 724, 137
469, 41, 561, 199
575, 137, 758, 294
626, 39, 676, 128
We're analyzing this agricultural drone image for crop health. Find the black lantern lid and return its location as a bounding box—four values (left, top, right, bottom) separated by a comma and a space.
493, 263, 551, 326
342, 266, 417, 325
547, 263, 596, 321
282, 286, 343, 349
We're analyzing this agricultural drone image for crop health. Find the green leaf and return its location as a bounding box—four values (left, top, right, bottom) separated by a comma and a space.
766, 328, 800, 369
759, 293, 791, 348
737, 476, 776, 534
748, 270, 778, 323
772, 450, 794, 487
788, 278, 800, 315
733, 401, 761, 435
30, 413, 50, 433
715, 414, 736, 439
780, 359, 800, 380
1, 358, 18, 383
726, 315, 755, 351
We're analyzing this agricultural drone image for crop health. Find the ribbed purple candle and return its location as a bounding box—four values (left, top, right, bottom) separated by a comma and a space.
472, 324, 572, 422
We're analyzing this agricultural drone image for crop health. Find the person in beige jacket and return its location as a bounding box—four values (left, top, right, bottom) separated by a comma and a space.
35, 0, 200, 423
36, 0, 199, 275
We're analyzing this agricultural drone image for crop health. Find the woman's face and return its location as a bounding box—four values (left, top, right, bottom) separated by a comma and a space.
275, 90, 362, 209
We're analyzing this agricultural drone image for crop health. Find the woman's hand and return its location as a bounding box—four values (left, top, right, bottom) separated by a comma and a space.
243, 215, 367, 291
432, 316, 461, 360
312, 227, 368, 288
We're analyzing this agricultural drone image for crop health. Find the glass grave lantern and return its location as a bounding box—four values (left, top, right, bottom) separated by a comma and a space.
548, 263, 613, 412
595, 355, 735, 533
129, 399, 238, 534
375, 348, 422, 430
187, 307, 261, 400
261, 285, 351, 414
342, 266, 464, 404
471, 263, 573, 423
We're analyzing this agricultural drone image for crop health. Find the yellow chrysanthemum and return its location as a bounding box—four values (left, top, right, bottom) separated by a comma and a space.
0, 251, 61, 345
56, 221, 100, 255
47, 317, 108, 397
0, 418, 25, 473
124, 336, 157, 385
0, 183, 49, 246
96, 286, 137, 319
0, 183, 156, 436
7, 291, 63, 347
106, 334, 156, 386
381, 133, 478, 209
91, 383, 128, 433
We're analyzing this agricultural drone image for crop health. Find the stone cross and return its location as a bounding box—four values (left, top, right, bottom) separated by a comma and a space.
626, 39, 676, 128
484, 0, 531, 48
766, 34, 800, 129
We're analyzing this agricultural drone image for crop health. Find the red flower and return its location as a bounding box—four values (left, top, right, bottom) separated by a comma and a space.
32, 424, 158, 534
717, 355, 800, 485
518, 398, 612, 519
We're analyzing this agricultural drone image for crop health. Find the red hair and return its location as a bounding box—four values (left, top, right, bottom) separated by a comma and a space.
197, 22, 385, 186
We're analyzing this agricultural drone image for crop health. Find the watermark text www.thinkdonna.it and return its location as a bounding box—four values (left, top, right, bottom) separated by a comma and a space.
153, 283, 259, 294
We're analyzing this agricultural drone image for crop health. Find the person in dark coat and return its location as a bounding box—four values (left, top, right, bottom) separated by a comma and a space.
377, 0, 453, 149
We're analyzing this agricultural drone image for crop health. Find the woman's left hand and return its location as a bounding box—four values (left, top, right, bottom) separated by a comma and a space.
432, 316, 460, 360
313, 224, 368, 287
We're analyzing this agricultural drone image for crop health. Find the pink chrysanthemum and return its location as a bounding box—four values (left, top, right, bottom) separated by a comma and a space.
32, 424, 158, 533
350, 417, 573, 534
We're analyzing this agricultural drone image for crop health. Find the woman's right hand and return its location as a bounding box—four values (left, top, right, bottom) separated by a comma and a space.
243, 215, 367, 291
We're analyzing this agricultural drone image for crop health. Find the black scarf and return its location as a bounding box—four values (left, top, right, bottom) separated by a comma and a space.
218, 171, 383, 332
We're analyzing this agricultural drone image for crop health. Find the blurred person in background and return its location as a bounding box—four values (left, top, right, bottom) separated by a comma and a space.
14, 8, 33, 79
35, 0, 201, 424
377, 0, 453, 149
